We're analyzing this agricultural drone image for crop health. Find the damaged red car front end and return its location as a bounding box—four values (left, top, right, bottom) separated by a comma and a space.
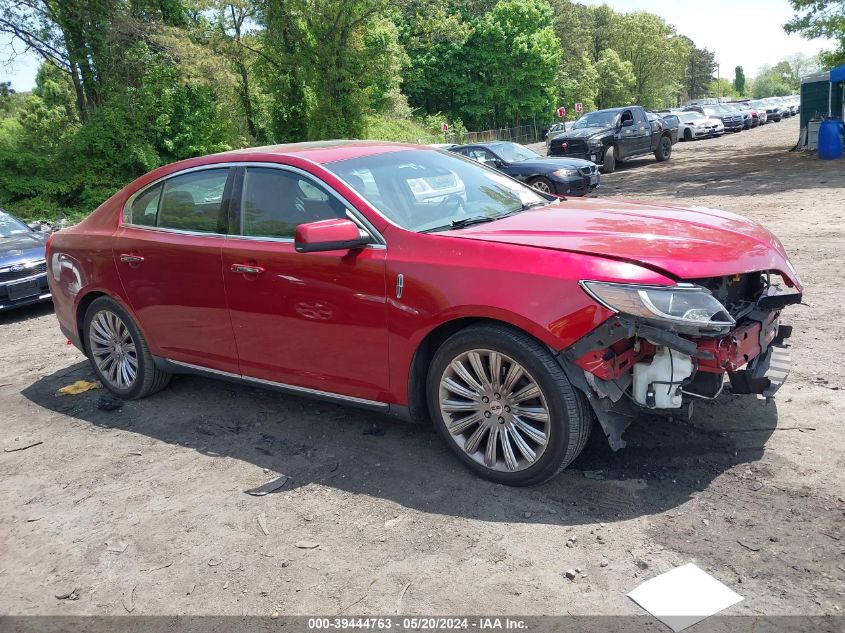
449, 197, 803, 450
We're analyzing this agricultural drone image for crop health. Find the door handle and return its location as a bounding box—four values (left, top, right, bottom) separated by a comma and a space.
231, 263, 265, 275
119, 254, 144, 264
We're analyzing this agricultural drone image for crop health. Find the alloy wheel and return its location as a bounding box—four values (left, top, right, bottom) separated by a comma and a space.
89, 309, 138, 390
438, 349, 550, 472
531, 180, 552, 193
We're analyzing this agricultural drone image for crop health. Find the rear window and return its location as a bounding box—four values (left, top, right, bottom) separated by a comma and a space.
157, 169, 230, 233
128, 184, 162, 227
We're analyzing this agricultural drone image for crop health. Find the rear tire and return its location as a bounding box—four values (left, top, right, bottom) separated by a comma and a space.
83, 296, 171, 400
427, 323, 592, 486
601, 145, 616, 173
655, 135, 672, 162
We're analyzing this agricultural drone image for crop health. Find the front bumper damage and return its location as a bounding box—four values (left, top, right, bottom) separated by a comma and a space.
556, 289, 799, 450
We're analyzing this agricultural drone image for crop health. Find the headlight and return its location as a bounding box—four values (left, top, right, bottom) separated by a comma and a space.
552, 168, 579, 178
580, 281, 735, 333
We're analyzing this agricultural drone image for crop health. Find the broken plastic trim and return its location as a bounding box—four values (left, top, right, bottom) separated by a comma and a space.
561, 315, 712, 364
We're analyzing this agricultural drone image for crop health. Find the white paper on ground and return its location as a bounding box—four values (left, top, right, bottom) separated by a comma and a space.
627, 563, 744, 632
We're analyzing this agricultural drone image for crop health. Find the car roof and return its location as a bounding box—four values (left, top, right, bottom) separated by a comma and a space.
207, 139, 424, 165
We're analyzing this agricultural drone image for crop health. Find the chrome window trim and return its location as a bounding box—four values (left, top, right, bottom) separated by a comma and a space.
122, 165, 233, 233
121, 161, 387, 248
118, 224, 229, 239
165, 358, 389, 410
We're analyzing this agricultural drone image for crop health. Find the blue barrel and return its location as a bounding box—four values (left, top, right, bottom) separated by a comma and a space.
818, 118, 844, 160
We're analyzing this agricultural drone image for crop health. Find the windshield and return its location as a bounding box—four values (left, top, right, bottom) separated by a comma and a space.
680, 112, 703, 122
325, 149, 548, 233
0, 210, 32, 238
571, 110, 618, 129
702, 106, 724, 116
490, 142, 538, 163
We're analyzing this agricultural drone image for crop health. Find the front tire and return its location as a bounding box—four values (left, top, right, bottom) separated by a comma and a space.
655, 135, 672, 162
529, 176, 554, 194
601, 145, 616, 173
683, 128, 692, 142
427, 324, 591, 486
83, 296, 171, 400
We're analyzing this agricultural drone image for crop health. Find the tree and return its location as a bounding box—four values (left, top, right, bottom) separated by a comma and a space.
684, 42, 716, 100
733, 66, 746, 96
610, 12, 691, 108
461, 0, 562, 128
259, 0, 405, 140
786, 52, 822, 82
595, 49, 635, 109
207, 0, 265, 141
557, 52, 598, 114
784, 0, 845, 67
709, 78, 738, 99
751, 63, 794, 98
396, 2, 473, 120
0, 80, 15, 114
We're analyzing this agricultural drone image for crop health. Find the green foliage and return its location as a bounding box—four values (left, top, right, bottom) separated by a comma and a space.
709, 78, 739, 99
784, 0, 845, 66
684, 43, 716, 100
557, 52, 598, 113
595, 49, 635, 109
259, 0, 407, 141
751, 62, 799, 98
611, 12, 691, 109
0, 0, 744, 221
733, 66, 747, 96
460, 0, 562, 127
399, 0, 561, 128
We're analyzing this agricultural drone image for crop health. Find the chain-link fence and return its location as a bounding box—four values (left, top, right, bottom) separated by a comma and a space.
413, 122, 547, 146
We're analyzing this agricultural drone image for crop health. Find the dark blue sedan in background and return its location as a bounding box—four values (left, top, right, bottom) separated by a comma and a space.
0, 209, 51, 311
450, 141, 600, 196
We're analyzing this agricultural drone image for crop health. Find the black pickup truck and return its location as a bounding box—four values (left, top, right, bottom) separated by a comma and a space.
547, 105, 674, 173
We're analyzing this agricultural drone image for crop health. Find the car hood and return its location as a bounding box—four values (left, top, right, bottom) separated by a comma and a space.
552, 127, 610, 140
440, 197, 802, 289
0, 232, 48, 268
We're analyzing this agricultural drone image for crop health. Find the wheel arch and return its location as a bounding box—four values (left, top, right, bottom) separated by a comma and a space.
404, 316, 557, 425
74, 289, 138, 355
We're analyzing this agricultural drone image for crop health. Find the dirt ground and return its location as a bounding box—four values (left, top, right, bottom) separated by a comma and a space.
1, 118, 844, 619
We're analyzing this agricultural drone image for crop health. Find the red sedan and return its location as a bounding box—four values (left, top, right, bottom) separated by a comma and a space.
46, 141, 803, 485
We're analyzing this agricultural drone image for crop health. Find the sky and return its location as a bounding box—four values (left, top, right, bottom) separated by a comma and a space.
577, 0, 836, 78
0, 0, 838, 92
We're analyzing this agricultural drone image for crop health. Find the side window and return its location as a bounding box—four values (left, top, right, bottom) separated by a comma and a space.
468, 149, 497, 166
158, 169, 230, 233
633, 108, 648, 125
242, 168, 347, 239
128, 183, 162, 227
620, 110, 634, 126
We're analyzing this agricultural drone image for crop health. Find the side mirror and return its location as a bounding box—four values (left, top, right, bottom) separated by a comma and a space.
493, 159, 504, 168
621, 118, 634, 127
294, 218, 371, 253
